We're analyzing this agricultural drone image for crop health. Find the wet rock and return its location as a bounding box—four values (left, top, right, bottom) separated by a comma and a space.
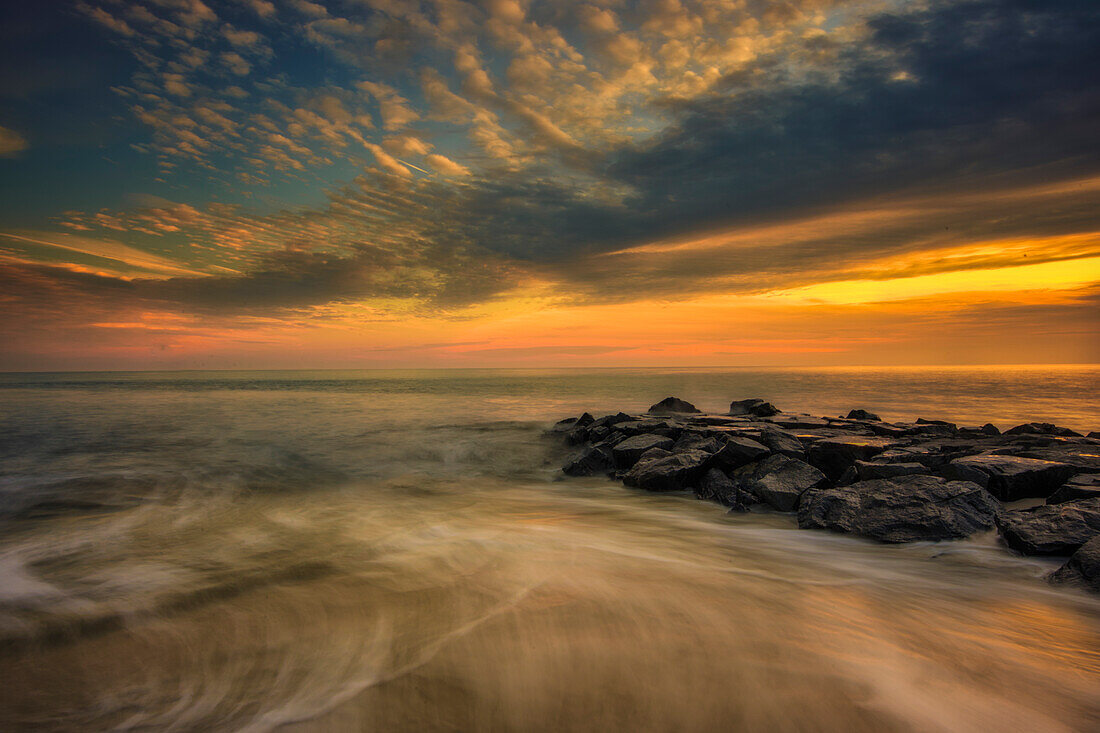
854, 461, 929, 481
1050, 536, 1100, 592
798, 476, 999, 543
612, 434, 676, 469
648, 396, 701, 414
995, 498, 1100, 555
1047, 474, 1100, 505
614, 419, 681, 439
562, 445, 616, 477
1009, 447, 1100, 474
695, 467, 755, 510
551, 413, 593, 432
710, 436, 770, 470
729, 398, 781, 417
758, 426, 807, 459
917, 418, 957, 429
591, 412, 635, 429
807, 436, 899, 482
745, 455, 826, 512
947, 454, 1076, 501
980, 423, 1001, 436
1005, 422, 1082, 437
622, 449, 712, 491
846, 409, 881, 421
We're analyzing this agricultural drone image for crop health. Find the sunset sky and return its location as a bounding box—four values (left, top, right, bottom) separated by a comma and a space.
0, 0, 1097, 370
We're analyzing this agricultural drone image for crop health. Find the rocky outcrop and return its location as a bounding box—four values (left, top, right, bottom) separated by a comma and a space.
551, 399, 1098, 591
797, 476, 999, 543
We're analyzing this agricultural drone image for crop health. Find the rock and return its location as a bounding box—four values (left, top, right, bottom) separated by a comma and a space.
916, 418, 957, 429
672, 431, 723, 453
590, 412, 635, 429
622, 449, 712, 491
746, 455, 826, 512
1005, 422, 1082, 437
995, 498, 1100, 555
729, 398, 781, 417
947, 454, 1077, 501
611, 434, 675, 469
614, 419, 681, 439
695, 467, 754, 509
798, 476, 1000, 543
854, 461, 929, 481
562, 445, 615, 477
980, 423, 1001, 436
836, 465, 859, 486
807, 436, 898, 482
551, 413, 593, 432
1048, 474, 1100, 505
648, 396, 701, 414
1009, 447, 1100, 474
1050, 536, 1100, 592
710, 436, 771, 470
846, 409, 881, 421
759, 426, 807, 459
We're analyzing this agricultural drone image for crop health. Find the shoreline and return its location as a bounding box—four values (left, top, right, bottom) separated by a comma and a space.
551, 396, 1100, 592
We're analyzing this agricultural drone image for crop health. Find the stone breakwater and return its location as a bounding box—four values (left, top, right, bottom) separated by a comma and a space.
550, 396, 1100, 592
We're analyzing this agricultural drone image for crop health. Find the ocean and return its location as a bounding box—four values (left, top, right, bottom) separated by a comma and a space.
1, 366, 1098, 731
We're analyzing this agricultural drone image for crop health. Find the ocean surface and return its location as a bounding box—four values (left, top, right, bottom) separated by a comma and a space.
0, 366, 1098, 732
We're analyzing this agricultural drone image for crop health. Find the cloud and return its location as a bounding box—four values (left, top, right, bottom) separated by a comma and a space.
0, 125, 28, 157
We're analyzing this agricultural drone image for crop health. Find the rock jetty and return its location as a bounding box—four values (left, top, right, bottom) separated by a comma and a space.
550, 396, 1100, 592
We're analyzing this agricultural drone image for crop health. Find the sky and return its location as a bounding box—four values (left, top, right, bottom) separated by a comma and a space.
0, 0, 1097, 370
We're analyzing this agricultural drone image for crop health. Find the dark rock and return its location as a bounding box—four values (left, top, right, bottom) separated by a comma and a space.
836, 465, 859, 486
648, 396, 701, 414
854, 461, 929, 481
672, 431, 723, 454
916, 418, 957, 428
807, 436, 899, 482
759, 426, 807, 459
1050, 536, 1100, 592
1089, 432, 1100, 440
947, 454, 1076, 501
729, 398, 781, 417
846, 409, 881, 421
710, 436, 770, 470
1010, 447, 1100, 474
746, 455, 826, 512
1048, 474, 1100, 505
995, 498, 1100, 555
614, 419, 681, 439
622, 449, 711, 491
551, 414, 591, 433
1005, 422, 1082, 437
591, 412, 635, 429
612, 434, 675, 469
798, 476, 999, 543
562, 445, 616, 477
695, 467, 755, 509
980, 423, 1001, 436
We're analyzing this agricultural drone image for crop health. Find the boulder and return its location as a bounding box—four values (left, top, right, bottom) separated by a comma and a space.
846, 409, 881, 421
758, 426, 807, 459
614, 419, 681, 439
807, 436, 898, 481
797, 476, 1000, 543
612, 434, 675, 469
1047, 474, 1100, 505
916, 418, 957, 429
980, 423, 1001, 436
854, 461, 929, 481
710, 436, 771, 470
995, 498, 1100, 555
551, 412, 594, 433
1004, 422, 1082, 437
648, 396, 701, 414
745, 455, 826, 512
622, 449, 711, 491
729, 398, 781, 417
947, 454, 1077, 501
695, 467, 755, 510
1050, 536, 1100, 592
562, 445, 616, 477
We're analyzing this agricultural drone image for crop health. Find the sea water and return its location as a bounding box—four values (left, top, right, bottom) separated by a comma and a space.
0, 366, 1097, 731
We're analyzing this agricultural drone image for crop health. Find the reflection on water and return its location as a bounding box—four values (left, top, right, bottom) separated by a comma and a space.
0, 368, 1098, 731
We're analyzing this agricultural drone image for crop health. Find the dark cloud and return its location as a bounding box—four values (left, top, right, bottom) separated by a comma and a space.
453, 0, 1100, 261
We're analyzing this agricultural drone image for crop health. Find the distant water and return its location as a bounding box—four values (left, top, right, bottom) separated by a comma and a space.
0, 367, 1097, 732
